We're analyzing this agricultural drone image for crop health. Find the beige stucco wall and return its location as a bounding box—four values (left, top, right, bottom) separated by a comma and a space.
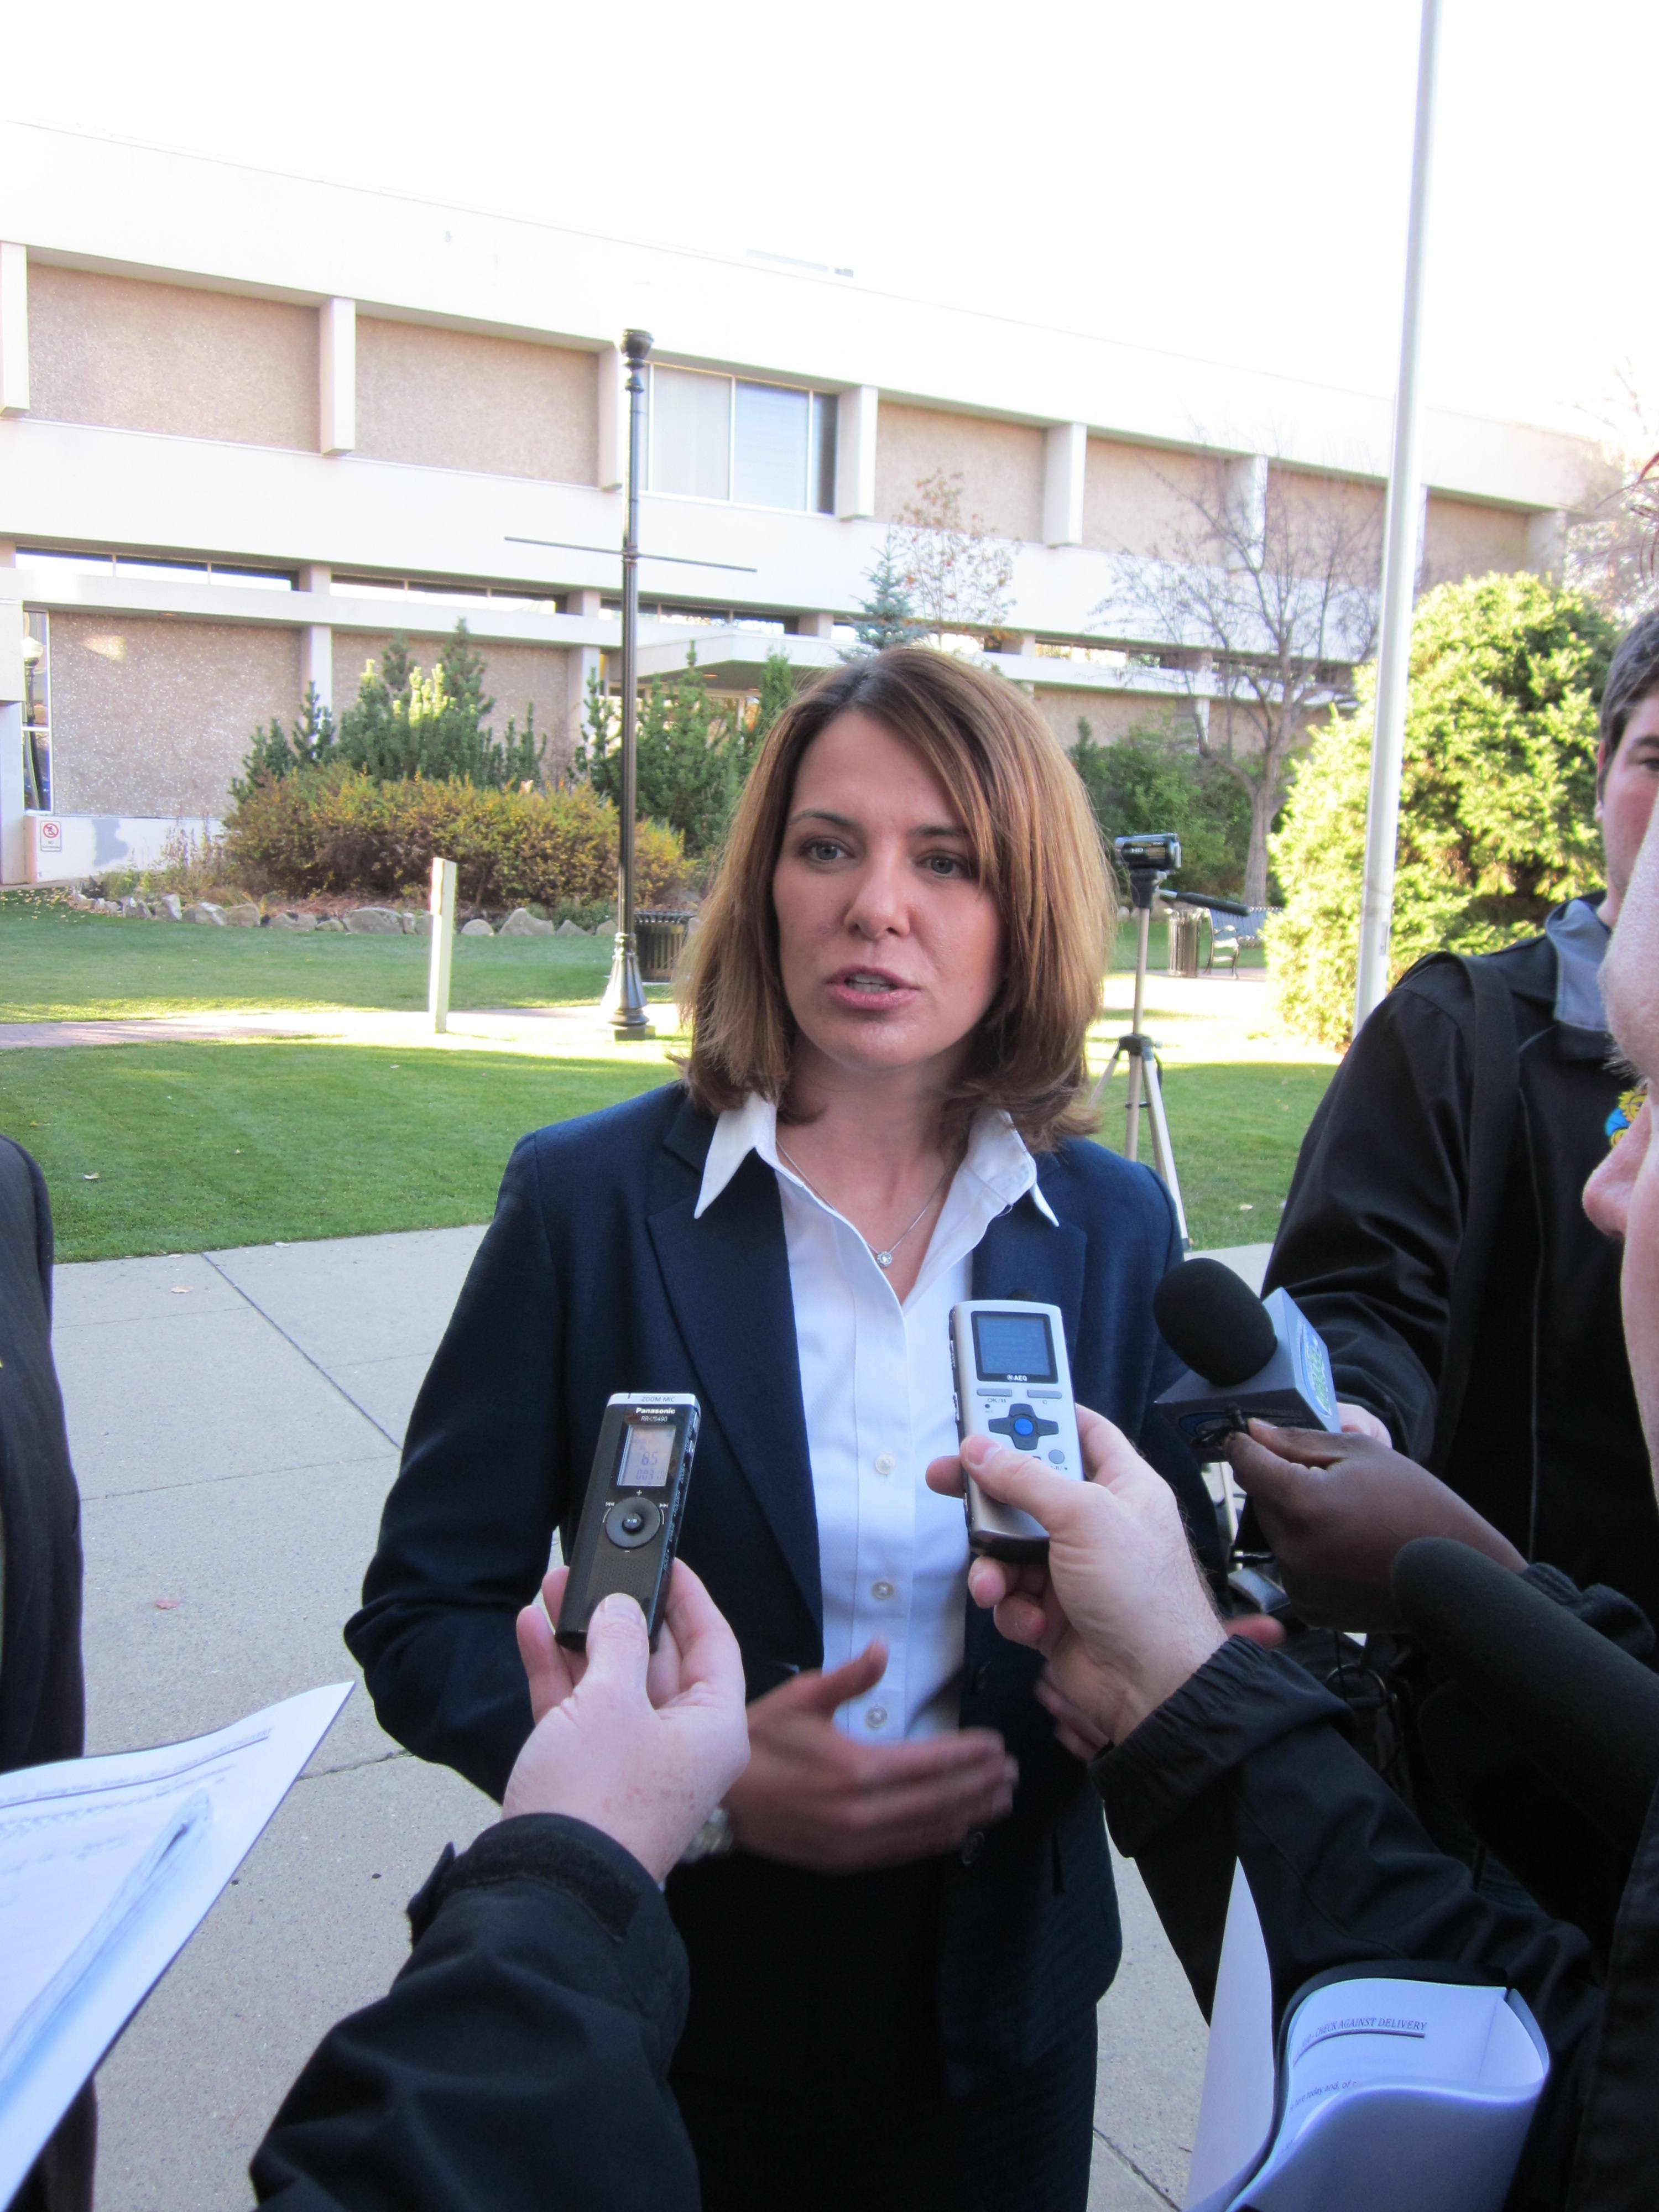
1423, 495, 1533, 587
1032, 685, 1188, 750
355, 319, 597, 483
332, 631, 577, 767
1082, 439, 1219, 556
49, 613, 302, 817
874, 403, 1045, 541
27, 265, 319, 450
1266, 466, 1385, 551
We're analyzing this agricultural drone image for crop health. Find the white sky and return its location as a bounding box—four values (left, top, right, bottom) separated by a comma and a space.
9, 0, 1655, 444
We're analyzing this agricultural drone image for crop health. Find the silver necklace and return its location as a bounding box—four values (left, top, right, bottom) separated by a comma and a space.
775, 1142, 951, 1270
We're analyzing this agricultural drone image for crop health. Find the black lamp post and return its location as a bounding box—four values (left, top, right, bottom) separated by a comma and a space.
606, 327, 654, 1039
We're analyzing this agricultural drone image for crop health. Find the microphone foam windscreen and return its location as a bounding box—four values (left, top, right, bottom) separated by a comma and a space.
1152, 1258, 1277, 1388
1393, 1537, 1659, 1857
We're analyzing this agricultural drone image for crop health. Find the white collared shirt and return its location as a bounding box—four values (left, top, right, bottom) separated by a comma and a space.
695, 1097, 1058, 1741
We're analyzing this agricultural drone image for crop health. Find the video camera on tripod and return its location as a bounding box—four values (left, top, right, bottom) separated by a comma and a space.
1106, 832, 1189, 1247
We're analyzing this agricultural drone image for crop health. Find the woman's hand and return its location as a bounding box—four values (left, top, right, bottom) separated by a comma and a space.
723, 1642, 1018, 1872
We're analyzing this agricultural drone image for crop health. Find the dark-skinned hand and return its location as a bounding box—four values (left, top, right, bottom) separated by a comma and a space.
1225, 1420, 1525, 1631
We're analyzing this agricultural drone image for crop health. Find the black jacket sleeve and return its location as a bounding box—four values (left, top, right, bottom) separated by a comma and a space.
251, 1816, 698, 2212
345, 1140, 564, 1798
1093, 1636, 1605, 2211
1263, 979, 1479, 1456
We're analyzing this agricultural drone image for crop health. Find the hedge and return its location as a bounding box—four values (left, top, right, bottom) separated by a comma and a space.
226, 768, 688, 911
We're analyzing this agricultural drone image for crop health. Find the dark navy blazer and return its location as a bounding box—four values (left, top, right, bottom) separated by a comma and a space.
347, 1084, 1213, 2099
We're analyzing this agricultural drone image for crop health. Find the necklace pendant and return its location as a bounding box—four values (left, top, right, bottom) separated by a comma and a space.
875, 1250, 894, 1269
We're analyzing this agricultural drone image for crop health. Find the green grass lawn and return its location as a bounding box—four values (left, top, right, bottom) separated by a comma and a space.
0, 904, 633, 1022
1093, 1061, 1328, 1250
3, 1038, 1326, 1262
3, 1044, 676, 1260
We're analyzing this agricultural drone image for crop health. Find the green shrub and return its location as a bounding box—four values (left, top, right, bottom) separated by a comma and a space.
236, 624, 544, 797
1069, 720, 1253, 895
225, 767, 687, 912
1270, 572, 1616, 1048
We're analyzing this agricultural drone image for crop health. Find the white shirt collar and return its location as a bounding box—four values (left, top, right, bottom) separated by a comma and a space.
695, 1094, 1058, 1228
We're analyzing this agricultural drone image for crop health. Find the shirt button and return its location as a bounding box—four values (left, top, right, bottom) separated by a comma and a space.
863, 1706, 888, 1730
873, 1454, 896, 1476
871, 1580, 894, 1601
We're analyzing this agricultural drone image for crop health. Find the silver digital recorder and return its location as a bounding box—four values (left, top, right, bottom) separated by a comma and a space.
948, 1301, 1084, 1561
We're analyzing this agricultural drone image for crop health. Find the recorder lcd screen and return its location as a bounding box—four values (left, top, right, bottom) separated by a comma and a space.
621, 1423, 676, 1489
971, 1312, 1057, 1382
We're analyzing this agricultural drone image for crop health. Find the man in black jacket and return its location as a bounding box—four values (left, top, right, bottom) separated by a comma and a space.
250, 1562, 748, 2211
1265, 611, 1659, 1622
920, 806, 1659, 2209
1, 1139, 93, 2212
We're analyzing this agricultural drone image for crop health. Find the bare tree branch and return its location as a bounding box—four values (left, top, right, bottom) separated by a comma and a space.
893, 469, 1016, 642
1091, 457, 1381, 906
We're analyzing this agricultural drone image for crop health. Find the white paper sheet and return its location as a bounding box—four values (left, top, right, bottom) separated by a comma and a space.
1183, 1860, 1277, 2212
0, 1683, 351, 2205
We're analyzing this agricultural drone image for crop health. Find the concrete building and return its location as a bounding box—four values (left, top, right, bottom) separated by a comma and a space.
0, 119, 1599, 884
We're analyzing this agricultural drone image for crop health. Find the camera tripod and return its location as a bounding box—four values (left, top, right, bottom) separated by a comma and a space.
1102, 866, 1191, 1250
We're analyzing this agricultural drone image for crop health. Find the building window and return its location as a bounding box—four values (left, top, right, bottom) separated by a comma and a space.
21, 611, 50, 812
17, 547, 296, 591
649, 367, 837, 513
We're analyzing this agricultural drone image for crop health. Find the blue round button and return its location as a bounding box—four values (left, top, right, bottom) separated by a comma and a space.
1014, 1417, 1034, 1437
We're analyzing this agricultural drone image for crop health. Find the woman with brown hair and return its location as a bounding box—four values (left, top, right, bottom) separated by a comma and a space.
349, 646, 1218, 2211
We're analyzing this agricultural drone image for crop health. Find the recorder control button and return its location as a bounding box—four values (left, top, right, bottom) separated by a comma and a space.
603, 1496, 664, 1550
1048, 1450, 1067, 1465
987, 1402, 1060, 1451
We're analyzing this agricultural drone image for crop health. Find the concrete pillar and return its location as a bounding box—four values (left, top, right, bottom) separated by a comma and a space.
835, 387, 878, 519
0, 244, 28, 416
796, 612, 835, 640
320, 298, 356, 455
567, 588, 603, 619
0, 557, 25, 885
597, 347, 624, 491
1009, 632, 1039, 658
1527, 507, 1568, 581
1043, 422, 1086, 546
298, 565, 332, 714
1223, 454, 1269, 567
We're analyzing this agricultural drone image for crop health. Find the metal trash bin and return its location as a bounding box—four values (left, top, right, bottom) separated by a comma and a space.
635, 908, 695, 982
1166, 906, 1202, 978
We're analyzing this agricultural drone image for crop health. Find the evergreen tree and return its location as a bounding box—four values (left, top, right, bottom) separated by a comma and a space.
632, 647, 736, 855
231, 685, 338, 800
1068, 718, 1251, 896
845, 534, 923, 656
730, 649, 797, 783
1271, 573, 1617, 1048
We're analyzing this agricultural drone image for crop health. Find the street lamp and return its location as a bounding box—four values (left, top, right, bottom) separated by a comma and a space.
606, 326, 655, 1039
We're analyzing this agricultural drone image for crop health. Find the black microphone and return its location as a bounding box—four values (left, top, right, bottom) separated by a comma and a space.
1152, 1258, 1342, 1453
1392, 1537, 1659, 1857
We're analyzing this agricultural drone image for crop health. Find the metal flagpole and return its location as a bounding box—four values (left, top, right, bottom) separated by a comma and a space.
606, 328, 655, 1039
1353, 0, 1442, 1030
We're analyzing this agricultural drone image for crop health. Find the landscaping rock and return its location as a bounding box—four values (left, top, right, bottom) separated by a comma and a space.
315, 916, 346, 931
222, 904, 262, 928
120, 895, 148, 918
182, 903, 226, 926
345, 906, 404, 935
460, 918, 494, 936
267, 911, 318, 931
500, 907, 556, 937
554, 917, 588, 937
398, 911, 422, 933
156, 894, 183, 921
409, 912, 436, 937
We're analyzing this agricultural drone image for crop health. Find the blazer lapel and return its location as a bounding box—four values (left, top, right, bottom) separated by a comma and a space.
648, 1110, 822, 1632
971, 1188, 1088, 1354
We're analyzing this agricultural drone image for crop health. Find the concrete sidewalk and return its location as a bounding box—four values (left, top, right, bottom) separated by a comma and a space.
57, 1223, 1222, 2211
